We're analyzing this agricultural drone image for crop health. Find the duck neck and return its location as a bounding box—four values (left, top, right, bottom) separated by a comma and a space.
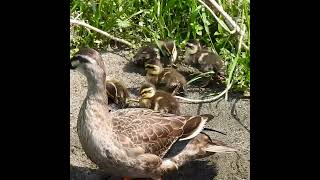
86, 75, 108, 103
80, 71, 112, 129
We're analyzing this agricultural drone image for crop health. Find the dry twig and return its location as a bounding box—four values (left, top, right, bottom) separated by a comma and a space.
70, 19, 136, 48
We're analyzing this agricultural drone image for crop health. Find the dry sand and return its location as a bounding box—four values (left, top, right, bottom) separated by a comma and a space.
70, 49, 250, 180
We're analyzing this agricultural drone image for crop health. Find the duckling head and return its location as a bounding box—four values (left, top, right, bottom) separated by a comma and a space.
139, 83, 156, 99
70, 48, 106, 80
159, 40, 178, 64
145, 58, 163, 75
185, 40, 201, 55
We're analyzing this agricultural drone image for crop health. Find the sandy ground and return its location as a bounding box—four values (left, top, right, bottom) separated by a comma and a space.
70, 50, 250, 180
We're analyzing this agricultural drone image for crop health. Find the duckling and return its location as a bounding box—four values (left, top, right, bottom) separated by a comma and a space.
133, 40, 178, 69
145, 60, 187, 95
139, 83, 180, 115
132, 43, 160, 67
105, 80, 130, 109
158, 67, 187, 96
158, 39, 178, 67
184, 40, 226, 80
145, 58, 163, 84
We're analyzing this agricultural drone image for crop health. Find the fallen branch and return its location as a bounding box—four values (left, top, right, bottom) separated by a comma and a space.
70, 19, 136, 48
197, 0, 249, 51
174, 82, 232, 103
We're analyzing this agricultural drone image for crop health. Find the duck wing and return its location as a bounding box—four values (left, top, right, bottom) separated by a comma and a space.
111, 108, 211, 158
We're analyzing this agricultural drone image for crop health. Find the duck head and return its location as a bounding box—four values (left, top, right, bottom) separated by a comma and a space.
70, 48, 106, 82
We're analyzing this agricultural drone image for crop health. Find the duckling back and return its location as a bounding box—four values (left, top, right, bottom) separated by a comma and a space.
152, 90, 181, 115
184, 41, 226, 77
158, 68, 187, 95
197, 51, 226, 76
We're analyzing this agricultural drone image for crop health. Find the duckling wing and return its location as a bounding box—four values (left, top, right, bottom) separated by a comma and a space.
111, 108, 209, 158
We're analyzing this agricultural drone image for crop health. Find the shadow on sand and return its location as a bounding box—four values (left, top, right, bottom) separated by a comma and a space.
71, 159, 217, 180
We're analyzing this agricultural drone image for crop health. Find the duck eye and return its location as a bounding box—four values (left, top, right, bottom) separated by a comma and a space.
77, 56, 90, 63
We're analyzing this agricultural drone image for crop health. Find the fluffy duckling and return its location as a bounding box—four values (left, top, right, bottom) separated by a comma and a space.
184, 40, 226, 80
158, 67, 187, 95
132, 43, 160, 67
139, 83, 180, 115
145, 60, 187, 95
158, 39, 178, 67
132, 40, 178, 69
105, 80, 130, 109
145, 58, 163, 84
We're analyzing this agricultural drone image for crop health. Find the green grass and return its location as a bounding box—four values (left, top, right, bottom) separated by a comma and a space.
70, 0, 250, 93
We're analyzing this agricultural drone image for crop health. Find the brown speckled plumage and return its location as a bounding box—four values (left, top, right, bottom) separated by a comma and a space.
170, 132, 236, 167
111, 108, 195, 157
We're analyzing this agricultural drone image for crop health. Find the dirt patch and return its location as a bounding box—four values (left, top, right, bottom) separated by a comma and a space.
70, 50, 250, 180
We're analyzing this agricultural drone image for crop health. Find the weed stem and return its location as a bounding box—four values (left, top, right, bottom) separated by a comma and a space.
174, 82, 232, 103
197, 0, 249, 51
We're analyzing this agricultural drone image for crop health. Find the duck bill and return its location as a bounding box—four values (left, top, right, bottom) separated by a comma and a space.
70, 56, 80, 69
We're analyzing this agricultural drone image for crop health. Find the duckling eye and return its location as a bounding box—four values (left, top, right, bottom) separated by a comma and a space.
141, 90, 151, 95
145, 65, 154, 69
186, 44, 192, 48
